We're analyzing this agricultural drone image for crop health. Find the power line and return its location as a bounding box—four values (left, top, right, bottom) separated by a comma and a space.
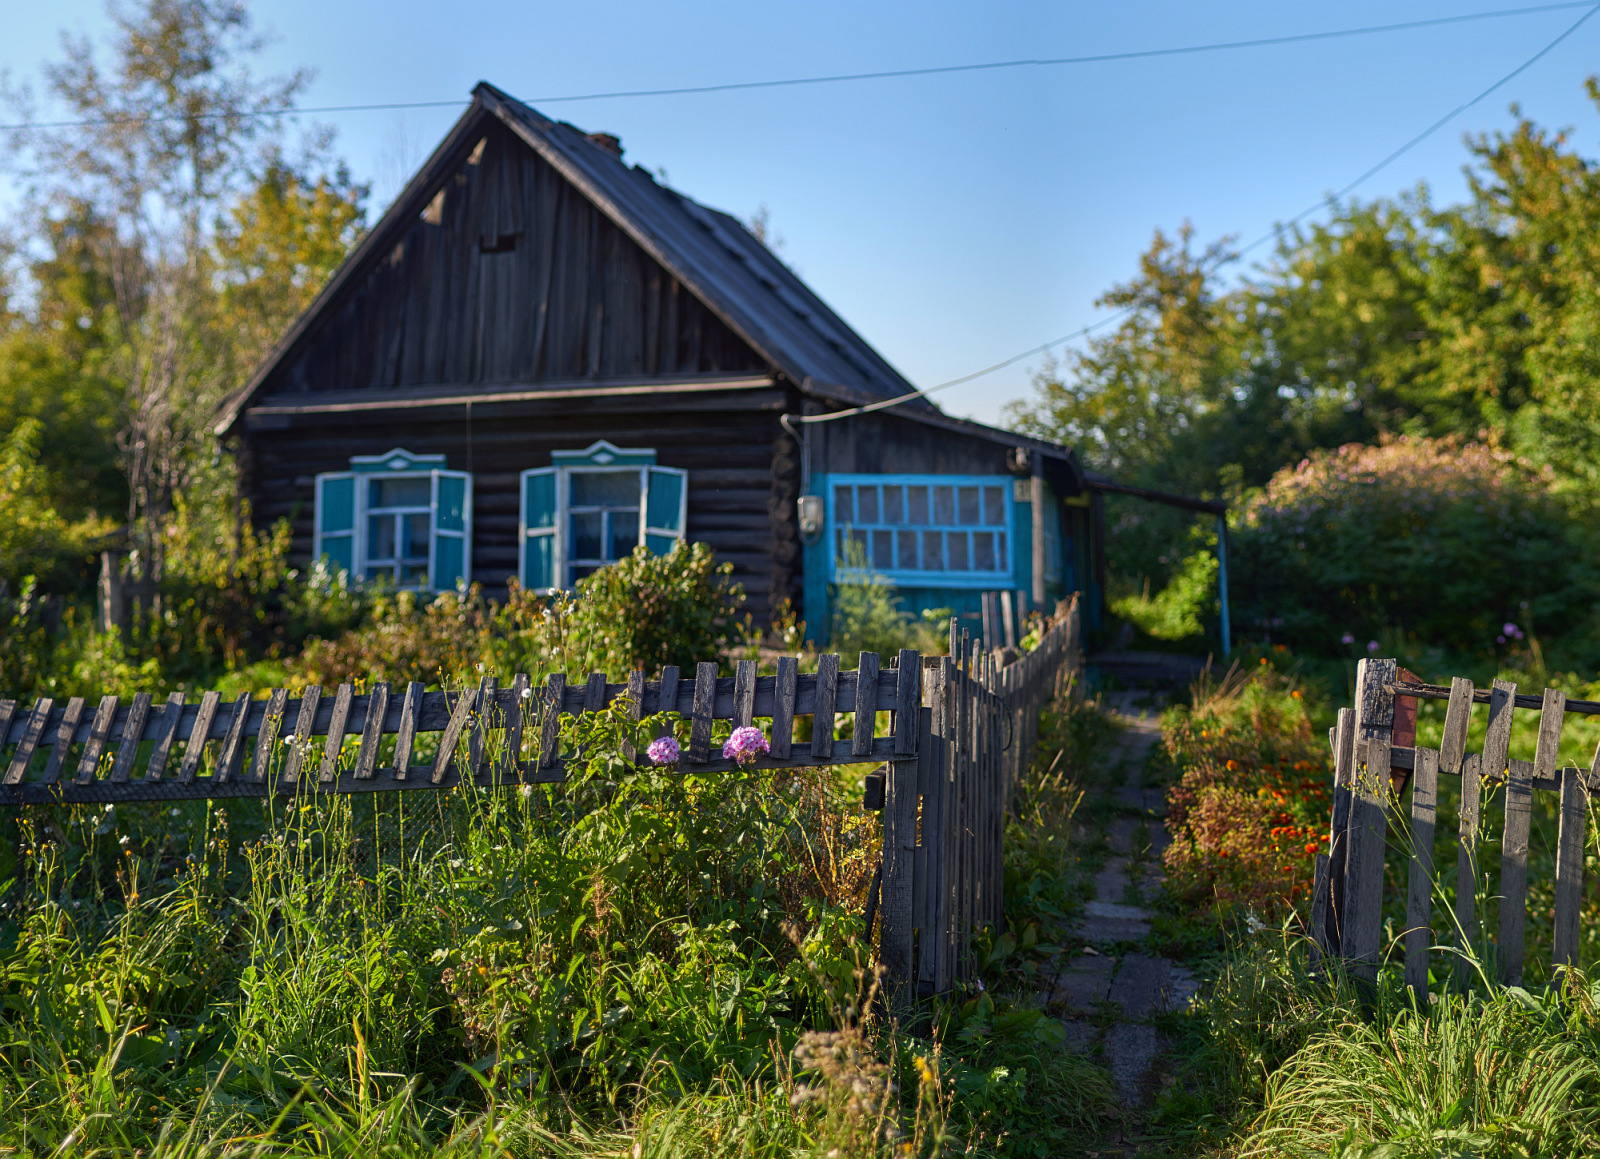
803, 0, 1600, 426
0, 2, 1591, 131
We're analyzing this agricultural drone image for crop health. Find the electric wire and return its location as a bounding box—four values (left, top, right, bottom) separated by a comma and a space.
795, 0, 1600, 425
0, 2, 1590, 130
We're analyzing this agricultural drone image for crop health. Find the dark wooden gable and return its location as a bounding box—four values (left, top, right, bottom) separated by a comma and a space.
260, 121, 768, 396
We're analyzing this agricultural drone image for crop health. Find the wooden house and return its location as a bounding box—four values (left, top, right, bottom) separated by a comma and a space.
215, 82, 1107, 641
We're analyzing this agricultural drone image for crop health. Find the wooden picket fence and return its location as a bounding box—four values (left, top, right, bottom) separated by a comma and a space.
876, 597, 1081, 999
0, 597, 1082, 997
1312, 657, 1593, 999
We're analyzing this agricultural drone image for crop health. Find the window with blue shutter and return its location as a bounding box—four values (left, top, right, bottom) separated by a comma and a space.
312, 449, 472, 591
519, 441, 688, 591
313, 472, 356, 574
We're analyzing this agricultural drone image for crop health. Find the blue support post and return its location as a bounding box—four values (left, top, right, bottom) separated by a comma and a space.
1217, 513, 1231, 658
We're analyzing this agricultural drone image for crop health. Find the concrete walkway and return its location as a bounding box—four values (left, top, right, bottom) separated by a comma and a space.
1048, 691, 1197, 1106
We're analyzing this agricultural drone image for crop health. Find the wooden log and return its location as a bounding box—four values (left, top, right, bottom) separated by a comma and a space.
1500, 687, 1559, 985
1405, 746, 1439, 1003
771, 657, 797, 759
469, 676, 495, 771
215, 694, 253, 782
853, 651, 879, 757
319, 684, 355, 783
582, 671, 606, 715
144, 692, 186, 782
177, 692, 219, 783
354, 683, 390, 779
281, 686, 321, 784
689, 662, 717, 763
1554, 752, 1589, 976
75, 696, 120, 785
657, 665, 681, 719
811, 654, 839, 761
5, 699, 53, 786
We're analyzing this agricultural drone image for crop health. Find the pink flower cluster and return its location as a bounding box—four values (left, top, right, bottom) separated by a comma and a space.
1497, 622, 1526, 645
722, 726, 770, 768
647, 736, 681, 767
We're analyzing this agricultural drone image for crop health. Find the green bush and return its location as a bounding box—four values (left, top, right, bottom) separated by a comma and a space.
829, 537, 947, 660
1230, 435, 1600, 660
0, 418, 112, 597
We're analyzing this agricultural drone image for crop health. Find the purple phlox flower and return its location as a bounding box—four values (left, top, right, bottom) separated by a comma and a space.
723, 726, 770, 768
1497, 635, 1507, 645
1366, 641, 1380, 653
1341, 633, 1355, 645
1503, 622, 1524, 640
647, 736, 681, 767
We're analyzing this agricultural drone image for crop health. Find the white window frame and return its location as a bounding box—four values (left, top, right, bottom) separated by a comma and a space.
313, 449, 472, 592
519, 441, 687, 592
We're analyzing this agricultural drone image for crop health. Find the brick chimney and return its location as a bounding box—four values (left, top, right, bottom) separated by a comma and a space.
587, 132, 623, 159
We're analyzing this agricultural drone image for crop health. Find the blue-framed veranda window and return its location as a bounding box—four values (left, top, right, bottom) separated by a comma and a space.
313, 449, 472, 591
828, 474, 1013, 587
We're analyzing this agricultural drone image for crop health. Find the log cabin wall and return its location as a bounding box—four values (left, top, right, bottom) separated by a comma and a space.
239, 384, 795, 624
258, 121, 766, 397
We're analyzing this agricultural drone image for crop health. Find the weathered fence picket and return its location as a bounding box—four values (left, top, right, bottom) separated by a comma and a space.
1313, 657, 1594, 999
0, 596, 1083, 1000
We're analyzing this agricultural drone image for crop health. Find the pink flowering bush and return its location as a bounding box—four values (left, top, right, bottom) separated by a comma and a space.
1229, 435, 1600, 657
722, 726, 770, 768
646, 735, 681, 767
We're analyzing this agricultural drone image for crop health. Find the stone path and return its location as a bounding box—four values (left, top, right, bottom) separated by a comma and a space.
1047, 691, 1197, 1106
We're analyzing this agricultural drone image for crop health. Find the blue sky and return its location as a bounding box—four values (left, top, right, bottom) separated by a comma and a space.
8, 1, 1600, 425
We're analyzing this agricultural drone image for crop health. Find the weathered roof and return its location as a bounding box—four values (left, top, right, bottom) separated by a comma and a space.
217, 82, 935, 435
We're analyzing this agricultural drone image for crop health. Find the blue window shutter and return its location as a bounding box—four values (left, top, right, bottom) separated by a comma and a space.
314, 472, 356, 575
520, 467, 560, 589
431, 470, 472, 590
643, 466, 687, 555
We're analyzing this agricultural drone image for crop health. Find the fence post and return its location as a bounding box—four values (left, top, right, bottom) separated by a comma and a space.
878, 649, 923, 1008
1343, 658, 1396, 981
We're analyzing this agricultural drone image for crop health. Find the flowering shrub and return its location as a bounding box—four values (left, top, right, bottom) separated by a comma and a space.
1162, 663, 1331, 916
1229, 435, 1599, 658
647, 735, 681, 767
723, 726, 770, 767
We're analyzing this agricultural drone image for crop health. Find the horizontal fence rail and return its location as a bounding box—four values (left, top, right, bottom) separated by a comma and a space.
1312, 658, 1592, 1001
0, 658, 918, 806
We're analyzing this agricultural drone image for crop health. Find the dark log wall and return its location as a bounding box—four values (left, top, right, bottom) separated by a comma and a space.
817, 411, 1015, 476
262, 122, 766, 395
239, 386, 793, 623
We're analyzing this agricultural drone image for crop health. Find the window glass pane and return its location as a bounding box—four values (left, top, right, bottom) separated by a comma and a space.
606, 510, 640, 561
850, 528, 868, 560
907, 485, 929, 525
973, 531, 995, 571
857, 486, 880, 524
997, 532, 1007, 571
370, 477, 430, 509
570, 564, 600, 585
571, 511, 603, 559
958, 486, 980, 525
404, 513, 430, 560
571, 470, 640, 508
872, 529, 893, 569
834, 484, 854, 525
921, 530, 944, 571
401, 562, 429, 586
948, 532, 970, 571
897, 530, 918, 570
883, 484, 904, 524
933, 485, 955, 525
368, 514, 397, 561
365, 564, 392, 582
983, 486, 1005, 526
